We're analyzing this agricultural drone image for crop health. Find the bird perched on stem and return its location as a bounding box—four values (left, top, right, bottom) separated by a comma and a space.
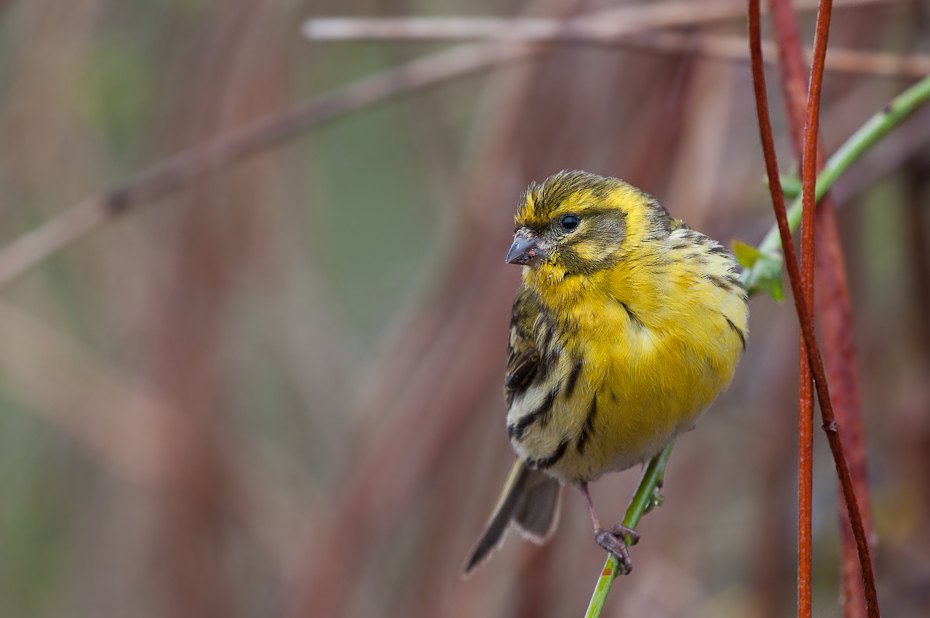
464, 170, 748, 575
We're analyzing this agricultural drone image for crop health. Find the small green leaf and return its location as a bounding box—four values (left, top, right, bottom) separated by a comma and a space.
731, 240, 761, 269
742, 251, 785, 301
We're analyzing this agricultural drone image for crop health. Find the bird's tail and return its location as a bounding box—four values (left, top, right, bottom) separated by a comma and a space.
463, 459, 561, 576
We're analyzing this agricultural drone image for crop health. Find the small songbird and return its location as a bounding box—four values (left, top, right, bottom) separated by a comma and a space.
464, 171, 748, 575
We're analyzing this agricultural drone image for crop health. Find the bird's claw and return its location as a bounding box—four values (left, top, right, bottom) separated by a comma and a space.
610, 524, 640, 545
594, 525, 639, 575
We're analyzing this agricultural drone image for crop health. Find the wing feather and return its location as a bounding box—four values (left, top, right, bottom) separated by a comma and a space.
504, 287, 542, 406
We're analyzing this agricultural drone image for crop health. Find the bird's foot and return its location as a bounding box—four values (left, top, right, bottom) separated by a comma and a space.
594, 524, 640, 575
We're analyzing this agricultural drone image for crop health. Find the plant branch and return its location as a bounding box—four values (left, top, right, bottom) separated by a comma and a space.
324, 29, 930, 79
765, 0, 823, 612
0, 0, 909, 289
767, 0, 876, 614
583, 442, 674, 618
745, 74, 930, 283
802, 2, 880, 615
799, 0, 833, 612
628, 34, 930, 79
302, 0, 899, 41
749, 0, 880, 615
0, 42, 541, 287
307, 9, 930, 80
0, 0, 799, 289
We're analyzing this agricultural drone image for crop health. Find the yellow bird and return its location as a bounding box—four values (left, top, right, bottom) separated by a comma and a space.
465, 170, 748, 575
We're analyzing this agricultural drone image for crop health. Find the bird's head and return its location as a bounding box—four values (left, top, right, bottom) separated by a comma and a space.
508, 171, 672, 304
507, 171, 653, 283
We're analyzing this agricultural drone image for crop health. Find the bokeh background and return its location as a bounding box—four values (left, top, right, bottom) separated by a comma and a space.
0, 0, 928, 617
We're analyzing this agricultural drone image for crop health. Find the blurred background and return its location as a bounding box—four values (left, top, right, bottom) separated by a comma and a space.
0, 0, 928, 617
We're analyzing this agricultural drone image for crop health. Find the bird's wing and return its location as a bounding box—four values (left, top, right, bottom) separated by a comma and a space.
504, 286, 541, 407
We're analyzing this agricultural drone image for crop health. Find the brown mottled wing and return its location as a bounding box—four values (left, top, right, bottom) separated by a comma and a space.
504, 286, 541, 407
463, 288, 561, 576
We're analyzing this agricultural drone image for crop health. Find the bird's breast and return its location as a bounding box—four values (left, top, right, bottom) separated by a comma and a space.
507, 297, 740, 485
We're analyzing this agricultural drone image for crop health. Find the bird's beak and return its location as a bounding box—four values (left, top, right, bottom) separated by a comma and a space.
506, 233, 547, 266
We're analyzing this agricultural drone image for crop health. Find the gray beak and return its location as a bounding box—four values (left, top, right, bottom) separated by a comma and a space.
506, 234, 546, 266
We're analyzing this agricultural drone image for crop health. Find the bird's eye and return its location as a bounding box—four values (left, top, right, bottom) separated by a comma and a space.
560, 215, 580, 231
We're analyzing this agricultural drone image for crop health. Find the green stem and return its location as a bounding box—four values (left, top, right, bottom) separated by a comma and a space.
583, 441, 675, 618
754, 73, 930, 260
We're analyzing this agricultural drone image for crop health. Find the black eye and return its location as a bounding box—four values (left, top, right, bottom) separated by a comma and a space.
560, 215, 580, 231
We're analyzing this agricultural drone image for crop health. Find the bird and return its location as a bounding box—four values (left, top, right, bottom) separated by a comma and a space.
464, 170, 748, 575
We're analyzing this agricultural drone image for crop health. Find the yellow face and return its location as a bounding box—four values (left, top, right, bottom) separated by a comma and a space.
507, 171, 671, 303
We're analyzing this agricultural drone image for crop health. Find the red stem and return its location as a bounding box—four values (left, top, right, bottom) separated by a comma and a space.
767, 0, 809, 154
764, 2, 814, 611
746, 2, 879, 616
797, 3, 820, 613
798, 332, 814, 618
801, 3, 879, 617
818, 210, 872, 618
766, 0, 874, 614
798, 346, 814, 618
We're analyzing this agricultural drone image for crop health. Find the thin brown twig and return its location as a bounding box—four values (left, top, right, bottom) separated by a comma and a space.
0, 0, 802, 289
766, 0, 816, 611
766, 0, 875, 614
307, 10, 930, 79
0, 43, 532, 287
802, 0, 833, 280
749, 0, 880, 616
801, 1, 880, 616
801, 46, 930, 79
302, 0, 899, 41
0, 0, 905, 290
798, 18, 820, 618
766, 0, 819, 610
631, 34, 930, 79
819, 202, 872, 618
799, 288, 815, 618
748, 0, 824, 405
760, 3, 816, 611
797, 379, 814, 610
